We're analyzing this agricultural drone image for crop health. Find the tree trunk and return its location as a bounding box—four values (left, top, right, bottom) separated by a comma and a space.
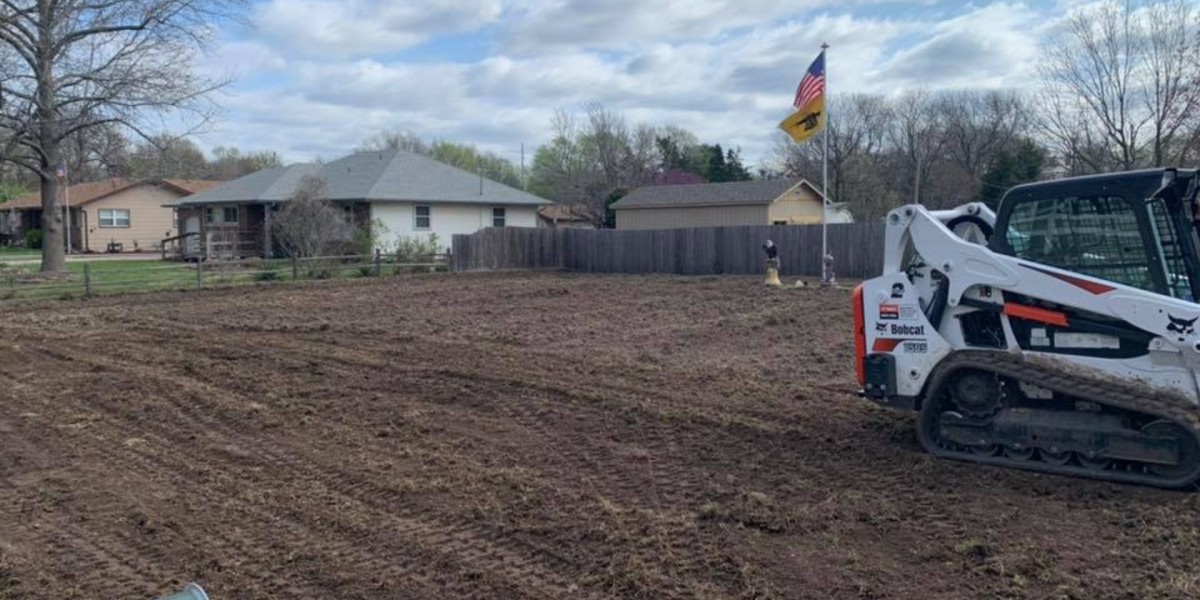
39, 168, 65, 272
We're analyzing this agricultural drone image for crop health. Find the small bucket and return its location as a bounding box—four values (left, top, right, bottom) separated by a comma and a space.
157, 583, 210, 600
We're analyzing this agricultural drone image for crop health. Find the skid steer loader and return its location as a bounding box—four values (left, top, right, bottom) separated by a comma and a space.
855, 168, 1200, 487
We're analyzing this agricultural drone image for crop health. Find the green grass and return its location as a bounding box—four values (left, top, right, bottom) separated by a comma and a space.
0, 256, 445, 303
0, 247, 39, 257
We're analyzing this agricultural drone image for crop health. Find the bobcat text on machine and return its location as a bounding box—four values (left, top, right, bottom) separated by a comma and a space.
855, 168, 1200, 487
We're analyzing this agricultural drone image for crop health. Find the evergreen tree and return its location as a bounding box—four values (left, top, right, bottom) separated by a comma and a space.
980, 139, 1048, 209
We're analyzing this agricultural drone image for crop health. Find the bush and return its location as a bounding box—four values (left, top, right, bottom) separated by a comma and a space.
24, 229, 43, 250
394, 233, 440, 263
254, 270, 279, 282
357, 266, 377, 278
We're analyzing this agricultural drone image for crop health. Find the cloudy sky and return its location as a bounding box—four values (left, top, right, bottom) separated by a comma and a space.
195, 0, 1076, 170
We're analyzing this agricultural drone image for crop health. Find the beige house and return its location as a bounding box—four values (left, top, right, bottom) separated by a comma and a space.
5, 178, 221, 252
611, 178, 853, 230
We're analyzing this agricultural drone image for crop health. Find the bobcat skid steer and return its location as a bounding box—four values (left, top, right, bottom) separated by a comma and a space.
855, 168, 1200, 487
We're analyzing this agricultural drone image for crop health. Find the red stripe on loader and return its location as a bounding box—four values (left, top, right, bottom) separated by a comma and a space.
1003, 303, 1069, 327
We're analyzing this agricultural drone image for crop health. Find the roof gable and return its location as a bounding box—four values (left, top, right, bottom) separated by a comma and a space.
3, 178, 217, 210
181, 150, 551, 207
611, 178, 824, 210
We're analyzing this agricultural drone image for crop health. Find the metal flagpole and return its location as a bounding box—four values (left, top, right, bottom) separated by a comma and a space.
820, 42, 829, 286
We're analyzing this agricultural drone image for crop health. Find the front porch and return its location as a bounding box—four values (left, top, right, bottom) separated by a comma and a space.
164, 201, 369, 261
1, 207, 86, 252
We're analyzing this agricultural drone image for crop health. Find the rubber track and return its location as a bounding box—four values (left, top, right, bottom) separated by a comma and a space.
919, 350, 1200, 488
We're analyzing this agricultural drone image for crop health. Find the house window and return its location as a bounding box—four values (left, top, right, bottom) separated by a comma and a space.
773, 220, 788, 225
342, 204, 354, 224
492, 207, 506, 227
99, 209, 131, 228
415, 205, 431, 229
205, 208, 214, 224
222, 207, 239, 224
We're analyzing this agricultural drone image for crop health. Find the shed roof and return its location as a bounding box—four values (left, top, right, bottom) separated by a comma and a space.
610, 179, 824, 210
180, 149, 550, 207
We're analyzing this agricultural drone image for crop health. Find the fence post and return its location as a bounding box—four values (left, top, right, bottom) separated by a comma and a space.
292, 255, 299, 281
196, 259, 203, 290
374, 248, 381, 277
83, 263, 92, 297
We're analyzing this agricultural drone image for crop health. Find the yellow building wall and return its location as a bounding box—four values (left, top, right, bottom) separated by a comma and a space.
767, 186, 824, 224
81, 185, 183, 252
615, 204, 768, 230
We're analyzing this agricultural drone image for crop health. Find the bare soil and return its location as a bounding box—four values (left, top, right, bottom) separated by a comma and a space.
1, 272, 1198, 599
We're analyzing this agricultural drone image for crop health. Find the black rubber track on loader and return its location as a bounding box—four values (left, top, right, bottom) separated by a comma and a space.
917, 350, 1200, 489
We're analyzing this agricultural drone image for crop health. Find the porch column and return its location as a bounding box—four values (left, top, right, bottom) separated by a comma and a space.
262, 204, 272, 258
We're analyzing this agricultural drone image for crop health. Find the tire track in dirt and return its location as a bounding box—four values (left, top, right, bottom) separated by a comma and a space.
9, 341, 601, 599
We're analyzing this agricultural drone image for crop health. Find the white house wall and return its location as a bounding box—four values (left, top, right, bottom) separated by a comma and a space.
370, 202, 537, 251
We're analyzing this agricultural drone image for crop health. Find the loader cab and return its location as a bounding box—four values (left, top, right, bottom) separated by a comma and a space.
989, 168, 1200, 301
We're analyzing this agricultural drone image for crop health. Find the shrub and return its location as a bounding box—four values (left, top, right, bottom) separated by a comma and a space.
394, 233, 440, 263
357, 266, 377, 278
24, 229, 43, 249
253, 270, 279, 282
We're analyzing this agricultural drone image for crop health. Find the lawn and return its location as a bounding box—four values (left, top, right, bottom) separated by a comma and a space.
0, 255, 440, 302
0, 247, 39, 258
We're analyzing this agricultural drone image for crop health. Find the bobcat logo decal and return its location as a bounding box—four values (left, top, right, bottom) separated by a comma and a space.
1167, 314, 1198, 335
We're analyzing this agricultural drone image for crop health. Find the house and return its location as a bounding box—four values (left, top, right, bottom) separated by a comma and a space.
2, 178, 221, 252
175, 149, 550, 259
610, 178, 853, 230
537, 204, 595, 229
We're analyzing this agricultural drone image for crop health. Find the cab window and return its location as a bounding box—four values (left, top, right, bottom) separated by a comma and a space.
1004, 195, 1153, 291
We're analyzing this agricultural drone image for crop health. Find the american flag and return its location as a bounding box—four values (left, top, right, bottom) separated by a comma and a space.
793, 50, 826, 110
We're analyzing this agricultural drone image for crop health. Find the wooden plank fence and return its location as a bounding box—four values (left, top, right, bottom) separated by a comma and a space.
452, 221, 885, 279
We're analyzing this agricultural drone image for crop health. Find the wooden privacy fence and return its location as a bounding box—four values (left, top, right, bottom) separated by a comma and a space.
452, 221, 886, 279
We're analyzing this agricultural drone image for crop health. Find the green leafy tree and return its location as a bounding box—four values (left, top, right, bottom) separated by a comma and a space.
979, 139, 1048, 209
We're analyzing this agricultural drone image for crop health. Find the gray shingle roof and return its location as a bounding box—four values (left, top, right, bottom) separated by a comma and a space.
610, 179, 812, 209
180, 150, 550, 206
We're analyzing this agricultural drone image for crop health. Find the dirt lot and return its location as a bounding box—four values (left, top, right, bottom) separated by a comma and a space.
1, 272, 1198, 599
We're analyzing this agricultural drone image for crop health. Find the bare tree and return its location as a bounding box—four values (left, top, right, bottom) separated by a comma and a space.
583, 102, 631, 194
939, 90, 1026, 183
528, 108, 605, 224
775, 93, 892, 208
889, 90, 949, 205
355, 130, 428, 154
1142, 0, 1200, 166
271, 176, 343, 259
0, 0, 245, 272
1040, 0, 1200, 172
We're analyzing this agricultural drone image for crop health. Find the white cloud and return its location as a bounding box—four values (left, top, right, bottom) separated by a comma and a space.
502, 0, 925, 52
254, 0, 503, 58
200, 1, 1068, 170
869, 2, 1044, 91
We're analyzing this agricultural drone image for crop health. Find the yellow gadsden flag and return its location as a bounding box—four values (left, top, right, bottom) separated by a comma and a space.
778, 97, 825, 144
778, 50, 826, 143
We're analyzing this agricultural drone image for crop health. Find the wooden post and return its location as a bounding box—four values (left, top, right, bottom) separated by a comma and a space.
83, 263, 92, 297
374, 248, 381, 277
196, 259, 203, 290
292, 255, 299, 281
